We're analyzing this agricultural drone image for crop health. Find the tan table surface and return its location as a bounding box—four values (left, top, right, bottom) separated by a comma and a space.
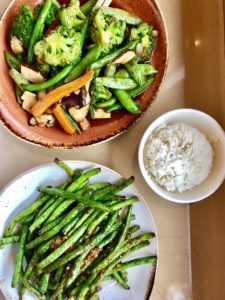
0, 0, 193, 299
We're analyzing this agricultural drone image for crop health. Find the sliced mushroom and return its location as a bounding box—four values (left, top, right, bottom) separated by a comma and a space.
29, 117, 38, 126
79, 118, 90, 131
36, 114, 56, 127
110, 51, 136, 65
95, 0, 106, 7
69, 105, 89, 123
81, 79, 92, 105
102, 0, 112, 6
10, 36, 24, 54
21, 91, 37, 112
136, 43, 143, 57
21, 65, 45, 84
94, 108, 111, 119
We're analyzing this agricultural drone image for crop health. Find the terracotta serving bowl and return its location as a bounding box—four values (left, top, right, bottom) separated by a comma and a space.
0, 0, 167, 148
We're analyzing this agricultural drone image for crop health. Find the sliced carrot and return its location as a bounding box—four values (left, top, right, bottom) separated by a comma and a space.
31, 69, 94, 117
52, 104, 76, 135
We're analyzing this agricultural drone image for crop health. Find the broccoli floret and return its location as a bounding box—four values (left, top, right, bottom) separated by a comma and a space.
34, 2, 60, 25
35, 62, 51, 76
59, 0, 86, 30
129, 22, 157, 62
10, 6, 34, 48
91, 81, 112, 101
90, 8, 126, 55
34, 26, 82, 67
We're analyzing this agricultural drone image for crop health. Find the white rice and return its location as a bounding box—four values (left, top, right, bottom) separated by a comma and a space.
144, 122, 213, 193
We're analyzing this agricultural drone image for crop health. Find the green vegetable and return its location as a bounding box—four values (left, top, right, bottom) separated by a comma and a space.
90, 7, 127, 55
34, 1, 60, 25
113, 256, 157, 272
99, 7, 141, 25
10, 5, 34, 48
128, 76, 154, 97
9, 68, 29, 88
91, 40, 138, 69
39, 273, 50, 294
11, 226, 28, 287
105, 102, 123, 112
91, 81, 112, 102
34, 26, 82, 67
104, 64, 117, 77
0, 235, 20, 248
80, 0, 97, 15
28, 0, 52, 64
113, 89, 141, 114
54, 158, 74, 177
4, 51, 21, 71
125, 59, 145, 85
115, 68, 130, 79
95, 98, 117, 108
59, 0, 86, 30
96, 77, 137, 90
113, 271, 129, 289
35, 62, 51, 76
65, 45, 102, 82
129, 22, 157, 62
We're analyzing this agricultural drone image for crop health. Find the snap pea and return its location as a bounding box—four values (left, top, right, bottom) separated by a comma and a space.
91, 41, 138, 69
115, 68, 130, 79
104, 65, 117, 77
95, 98, 117, 108
105, 103, 123, 112
4, 51, 21, 71
128, 76, 154, 97
96, 77, 137, 90
125, 60, 145, 86
11, 226, 29, 287
139, 64, 157, 75
100, 7, 141, 25
113, 89, 141, 114
65, 45, 102, 83
27, 0, 52, 64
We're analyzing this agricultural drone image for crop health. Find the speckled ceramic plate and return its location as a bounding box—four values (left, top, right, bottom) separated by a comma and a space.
0, 0, 167, 148
0, 161, 157, 300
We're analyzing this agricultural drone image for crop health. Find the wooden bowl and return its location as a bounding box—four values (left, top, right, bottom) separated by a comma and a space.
0, 0, 168, 148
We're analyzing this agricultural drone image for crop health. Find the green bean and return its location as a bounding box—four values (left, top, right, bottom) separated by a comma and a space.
68, 209, 94, 236
128, 224, 140, 235
128, 76, 154, 97
54, 158, 74, 177
119, 270, 127, 282
40, 188, 109, 212
27, 0, 52, 64
113, 256, 157, 273
108, 197, 139, 211
54, 266, 65, 282
96, 77, 137, 90
88, 104, 95, 119
57, 293, 63, 300
4, 51, 21, 71
27, 205, 85, 249
38, 216, 64, 235
86, 182, 111, 191
67, 168, 101, 192
62, 209, 84, 235
0, 235, 20, 248
65, 45, 102, 83
22, 278, 45, 300
38, 211, 99, 269
114, 206, 132, 251
4, 195, 49, 237
91, 41, 138, 69
24, 251, 39, 278
11, 226, 28, 287
104, 65, 117, 77
29, 196, 65, 233
23, 214, 35, 225
98, 229, 118, 249
87, 212, 108, 235
80, 0, 97, 15
113, 89, 141, 114
95, 98, 117, 108
39, 273, 50, 294
66, 111, 81, 134
46, 199, 76, 224
105, 102, 123, 113
113, 271, 129, 289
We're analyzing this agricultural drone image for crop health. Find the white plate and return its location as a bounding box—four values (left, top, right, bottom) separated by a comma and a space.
0, 161, 157, 300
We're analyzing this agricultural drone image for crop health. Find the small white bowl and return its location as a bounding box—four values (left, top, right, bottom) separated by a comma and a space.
138, 109, 225, 203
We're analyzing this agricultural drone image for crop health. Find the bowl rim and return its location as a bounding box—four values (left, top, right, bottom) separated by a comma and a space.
0, 0, 169, 149
138, 108, 225, 203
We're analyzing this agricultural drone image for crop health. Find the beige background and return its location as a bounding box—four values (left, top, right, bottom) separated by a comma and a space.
0, 0, 224, 299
